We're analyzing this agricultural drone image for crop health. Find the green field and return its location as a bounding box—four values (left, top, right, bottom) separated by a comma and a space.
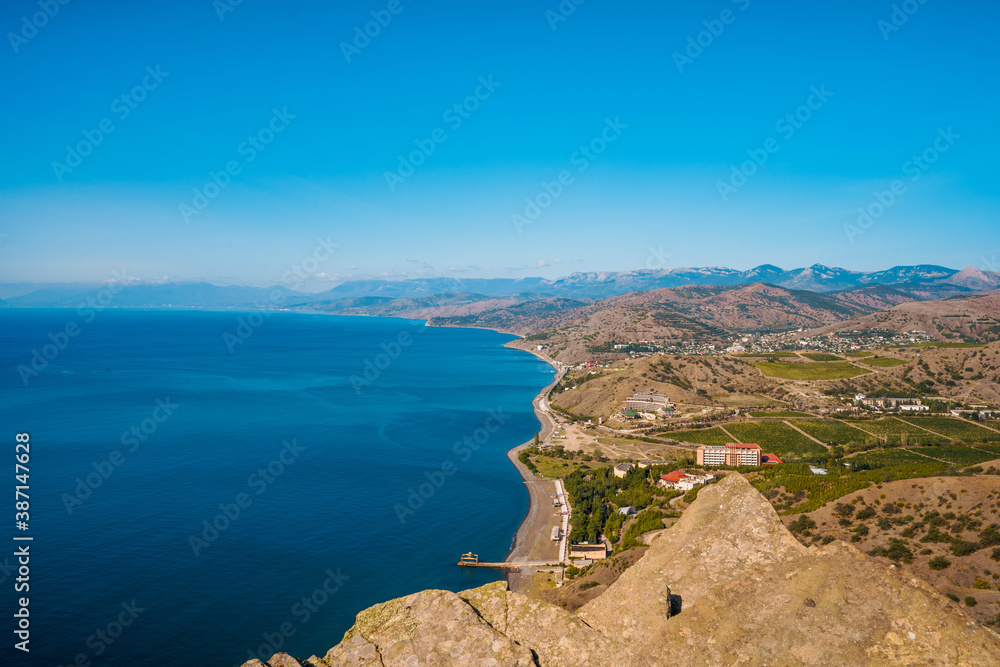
845, 351, 875, 358
753, 455, 949, 514
530, 455, 609, 479
973, 444, 1000, 458
844, 418, 928, 439
725, 421, 827, 459
752, 361, 870, 381
851, 448, 946, 469
911, 445, 998, 467
662, 427, 731, 446
791, 419, 873, 445
862, 357, 908, 368
896, 417, 999, 442
893, 342, 986, 349
801, 353, 842, 362
734, 352, 799, 359
749, 411, 816, 418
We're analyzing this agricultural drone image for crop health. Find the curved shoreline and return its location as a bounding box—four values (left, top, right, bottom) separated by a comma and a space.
503, 344, 565, 566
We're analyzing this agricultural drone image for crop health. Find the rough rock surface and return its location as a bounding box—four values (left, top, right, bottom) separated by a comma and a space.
242, 474, 1000, 667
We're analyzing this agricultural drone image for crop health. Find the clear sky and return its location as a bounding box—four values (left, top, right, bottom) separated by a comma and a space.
2, 0, 998, 288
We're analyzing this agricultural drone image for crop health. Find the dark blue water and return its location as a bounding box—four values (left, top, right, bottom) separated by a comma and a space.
0, 309, 553, 666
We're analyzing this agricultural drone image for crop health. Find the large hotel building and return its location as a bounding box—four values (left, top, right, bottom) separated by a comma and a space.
696, 443, 762, 467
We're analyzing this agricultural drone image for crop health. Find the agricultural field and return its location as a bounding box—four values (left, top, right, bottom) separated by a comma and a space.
861, 357, 908, 368
894, 342, 987, 349
897, 417, 1000, 443
733, 352, 799, 358
530, 455, 609, 479
801, 353, 842, 361
851, 447, 948, 471
911, 445, 999, 467
749, 411, 816, 418
845, 351, 875, 358
844, 418, 929, 441
660, 427, 731, 446
725, 421, 827, 459
752, 361, 870, 381
790, 419, 873, 445
974, 444, 1000, 457
751, 455, 949, 514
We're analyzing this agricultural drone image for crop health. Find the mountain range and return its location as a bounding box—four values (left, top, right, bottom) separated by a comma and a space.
4, 264, 999, 308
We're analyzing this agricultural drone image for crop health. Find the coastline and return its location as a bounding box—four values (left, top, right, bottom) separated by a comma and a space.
502, 343, 566, 586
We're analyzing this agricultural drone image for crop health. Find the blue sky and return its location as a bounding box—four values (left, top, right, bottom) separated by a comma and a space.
1, 0, 998, 288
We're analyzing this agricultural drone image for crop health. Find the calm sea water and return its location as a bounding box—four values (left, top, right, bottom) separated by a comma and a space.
0, 309, 553, 666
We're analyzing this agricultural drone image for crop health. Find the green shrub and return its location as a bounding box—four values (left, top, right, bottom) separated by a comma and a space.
789, 516, 817, 534
972, 578, 991, 590
579, 581, 600, 591
856, 506, 877, 520
965, 596, 978, 608
951, 540, 980, 557
980, 525, 1000, 548
928, 556, 951, 570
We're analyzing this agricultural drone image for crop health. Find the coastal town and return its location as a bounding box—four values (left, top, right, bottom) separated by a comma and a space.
478, 354, 1000, 622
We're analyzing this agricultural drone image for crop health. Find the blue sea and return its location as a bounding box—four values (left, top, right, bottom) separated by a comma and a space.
0, 309, 553, 666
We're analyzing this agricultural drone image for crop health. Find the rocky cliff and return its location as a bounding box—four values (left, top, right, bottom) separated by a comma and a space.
242, 474, 1000, 666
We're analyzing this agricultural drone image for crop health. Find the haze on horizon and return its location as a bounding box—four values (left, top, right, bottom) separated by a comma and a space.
2, 0, 999, 288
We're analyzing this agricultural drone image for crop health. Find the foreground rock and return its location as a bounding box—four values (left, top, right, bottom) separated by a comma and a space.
243, 474, 1000, 666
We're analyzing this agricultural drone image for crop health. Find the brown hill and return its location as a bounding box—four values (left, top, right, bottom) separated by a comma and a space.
812, 294, 1000, 343
432, 283, 878, 364
246, 474, 1000, 667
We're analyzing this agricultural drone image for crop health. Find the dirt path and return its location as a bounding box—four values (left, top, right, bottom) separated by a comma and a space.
783, 420, 831, 450
718, 425, 738, 441
892, 416, 948, 439
843, 421, 879, 439
902, 448, 953, 465
957, 417, 1000, 434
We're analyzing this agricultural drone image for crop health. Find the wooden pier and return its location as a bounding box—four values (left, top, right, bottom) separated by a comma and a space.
456, 553, 556, 570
